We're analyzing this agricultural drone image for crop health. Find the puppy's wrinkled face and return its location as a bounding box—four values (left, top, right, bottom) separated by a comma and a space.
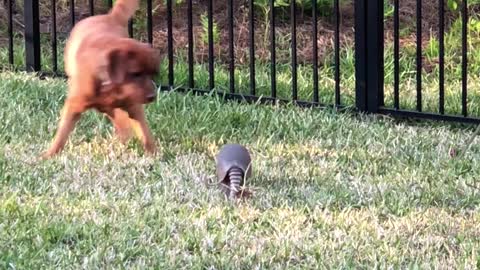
96, 42, 160, 108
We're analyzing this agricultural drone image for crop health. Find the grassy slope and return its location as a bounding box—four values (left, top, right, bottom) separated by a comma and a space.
1, 71, 480, 268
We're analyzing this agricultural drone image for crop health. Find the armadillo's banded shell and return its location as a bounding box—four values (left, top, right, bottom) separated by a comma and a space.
215, 144, 253, 184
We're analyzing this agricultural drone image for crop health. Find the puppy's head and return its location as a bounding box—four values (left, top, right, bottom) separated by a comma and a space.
95, 40, 160, 107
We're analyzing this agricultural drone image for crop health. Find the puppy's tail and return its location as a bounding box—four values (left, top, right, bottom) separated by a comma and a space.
109, 0, 140, 25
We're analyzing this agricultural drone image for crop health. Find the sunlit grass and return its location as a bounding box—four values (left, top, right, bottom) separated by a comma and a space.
1, 72, 480, 268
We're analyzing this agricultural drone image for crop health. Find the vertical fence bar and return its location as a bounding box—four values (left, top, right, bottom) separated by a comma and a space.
355, 0, 383, 113
462, 0, 468, 117
167, 0, 174, 88
378, 0, 385, 106
208, 0, 215, 90
108, 0, 112, 8
249, 0, 256, 96
89, 0, 94, 16
147, 0, 153, 44
7, 0, 14, 65
354, 0, 367, 111
128, 19, 133, 38
70, 0, 75, 27
416, 0, 422, 112
393, 0, 399, 109
187, 0, 194, 88
366, 0, 383, 112
270, 0, 277, 98
334, 0, 340, 107
291, 0, 298, 101
51, 0, 58, 73
24, 0, 41, 71
439, 0, 445, 114
228, 0, 235, 93
312, 0, 319, 103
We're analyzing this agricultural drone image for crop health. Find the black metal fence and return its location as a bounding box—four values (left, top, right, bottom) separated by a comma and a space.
377, 0, 474, 123
2, 0, 479, 124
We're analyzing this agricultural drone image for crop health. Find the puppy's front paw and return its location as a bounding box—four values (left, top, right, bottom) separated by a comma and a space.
143, 142, 157, 156
40, 152, 54, 160
40, 147, 60, 160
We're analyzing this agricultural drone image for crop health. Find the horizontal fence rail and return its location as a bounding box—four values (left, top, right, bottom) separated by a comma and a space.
1, 0, 480, 124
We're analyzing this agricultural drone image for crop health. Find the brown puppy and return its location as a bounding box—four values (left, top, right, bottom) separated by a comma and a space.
42, 0, 160, 159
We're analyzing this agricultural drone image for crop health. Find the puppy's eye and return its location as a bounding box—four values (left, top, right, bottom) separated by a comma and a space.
131, 72, 143, 78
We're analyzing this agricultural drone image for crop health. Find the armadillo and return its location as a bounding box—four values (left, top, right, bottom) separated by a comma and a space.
215, 144, 253, 199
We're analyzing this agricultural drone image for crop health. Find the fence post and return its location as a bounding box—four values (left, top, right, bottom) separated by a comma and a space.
354, 0, 367, 111
24, 0, 41, 72
354, 0, 384, 113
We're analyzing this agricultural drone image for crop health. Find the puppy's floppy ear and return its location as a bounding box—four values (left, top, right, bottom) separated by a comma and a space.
135, 43, 161, 75
148, 46, 161, 73
97, 48, 130, 85
151, 48, 161, 75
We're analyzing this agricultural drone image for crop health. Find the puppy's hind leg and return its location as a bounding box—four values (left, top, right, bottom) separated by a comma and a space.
41, 101, 83, 159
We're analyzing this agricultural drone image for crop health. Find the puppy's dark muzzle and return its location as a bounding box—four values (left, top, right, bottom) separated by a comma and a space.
146, 93, 156, 102
145, 80, 158, 103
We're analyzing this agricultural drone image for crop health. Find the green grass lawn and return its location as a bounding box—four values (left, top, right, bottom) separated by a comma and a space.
2, 71, 480, 268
